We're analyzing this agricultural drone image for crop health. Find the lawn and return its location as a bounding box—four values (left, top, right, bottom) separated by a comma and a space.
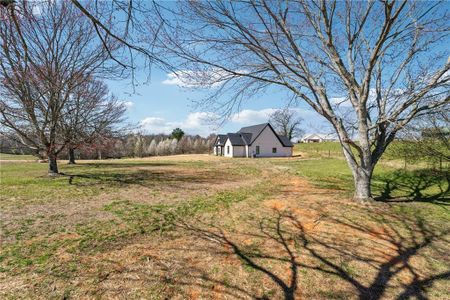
0, 154, 449, 299
0, 153, 36, 161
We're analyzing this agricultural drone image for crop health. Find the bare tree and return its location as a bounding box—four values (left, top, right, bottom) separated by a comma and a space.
60, 79, 127, 164
0, 0, 120, 174
269, 109, 303, 140
147, 0, 450, 200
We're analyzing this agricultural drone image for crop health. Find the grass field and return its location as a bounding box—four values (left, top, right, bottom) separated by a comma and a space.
0, 153, 36, 161
0, 153, 449, 299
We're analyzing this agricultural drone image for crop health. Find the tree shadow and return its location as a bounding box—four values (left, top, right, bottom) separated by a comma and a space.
64, 168, 225, 188
374, 169, 450, 204
76, 162, 176, 168
179, 213, 299, 300
155, 206, 450, 300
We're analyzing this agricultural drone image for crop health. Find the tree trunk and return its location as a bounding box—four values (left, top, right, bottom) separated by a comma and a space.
352, 166, 374, 201
47, 149, 59, 175
68, 147, 76, 164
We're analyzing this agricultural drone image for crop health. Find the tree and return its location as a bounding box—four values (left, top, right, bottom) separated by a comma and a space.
134, 134, 146, 157
417, 110, 450, 166
389, 108, 450, 169
148, 1, 449, 200
148, 139, 157, 156
169, 138, 178, 154
171, 128, 185, 141
269, 109, 303, 140
60, 79, 126, 164
0, 0, 118, 174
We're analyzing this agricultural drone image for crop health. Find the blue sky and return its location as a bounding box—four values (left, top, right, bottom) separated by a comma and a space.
103, 1, 449, 139
106, 67, 330, 138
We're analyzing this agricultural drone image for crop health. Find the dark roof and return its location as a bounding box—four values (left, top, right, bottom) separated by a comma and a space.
240, 132, 252, 145
214, 134, 228, 146
226, 133, 246, 146
221, 122, 294, 147
278, 135, 294, 147
237, 123, 268, 144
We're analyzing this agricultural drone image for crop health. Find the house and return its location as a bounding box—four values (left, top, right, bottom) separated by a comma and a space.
301, 133, 337, 143
213, 123, 293, 157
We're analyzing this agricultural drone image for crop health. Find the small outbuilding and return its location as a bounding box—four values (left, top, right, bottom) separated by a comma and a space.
213, 123, 293, 157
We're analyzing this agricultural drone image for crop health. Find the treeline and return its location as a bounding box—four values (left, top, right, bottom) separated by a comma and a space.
130, 134, 215, 157
1, 133, 217, 160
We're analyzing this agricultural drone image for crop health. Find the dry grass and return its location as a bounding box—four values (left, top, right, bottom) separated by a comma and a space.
0, 155, 449, 299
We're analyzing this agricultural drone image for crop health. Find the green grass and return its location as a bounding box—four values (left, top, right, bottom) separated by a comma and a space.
104, 183, 275, 236
0, 153, 36, 160
1, 155, 448, 299
294, 142, 343, 157
275, 157, 449, 201
0, 157, 279, 275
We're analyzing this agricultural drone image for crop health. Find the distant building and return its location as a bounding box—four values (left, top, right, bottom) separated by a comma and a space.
213, 123, 293, 158
301, 133, 337, 143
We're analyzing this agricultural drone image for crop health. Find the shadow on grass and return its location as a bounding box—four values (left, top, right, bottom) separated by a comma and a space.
374, 169, 449, 204
150, 207, 450, 300
64, 168, 223, 188
22, 193, 448, 299
79, 162, 176, 168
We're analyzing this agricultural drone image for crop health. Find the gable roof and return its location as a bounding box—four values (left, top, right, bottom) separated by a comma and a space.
238, 122, 293, 147
226, 133, 246, 146
218, 123, 293, 147
239, 132, 251, 145
278, 135, 294, 147
302, 133, 337, 141
237, 123, 268, 144
214, 134, 228, 146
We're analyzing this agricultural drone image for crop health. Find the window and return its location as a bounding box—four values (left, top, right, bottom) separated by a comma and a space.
256, 146, 260, 155
227, 146, 230, 154
272, 147, 277, 153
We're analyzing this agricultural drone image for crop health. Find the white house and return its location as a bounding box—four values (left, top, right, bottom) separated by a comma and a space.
213, 123, 293, 157
301, 133, 337, 143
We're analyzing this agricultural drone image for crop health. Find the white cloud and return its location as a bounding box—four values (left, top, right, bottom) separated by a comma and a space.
140, 117, 179, 134
140, 112, 219, 136
162, 72, 189, 87
122, 101, 134, 109
229, 108, 318, 124
162, 70, 222, 88
329, 96, 351, 107
162, 69, 240, 88
32, 4, 42, 16
230, 108, 276, 124
140, 108, 325, 137
184, 111, 219, 128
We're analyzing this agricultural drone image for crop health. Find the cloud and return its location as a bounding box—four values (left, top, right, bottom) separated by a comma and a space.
230, 108, 276, 124
162, 70, 223, 88
184, 111, 219, 128
162, 73, 189, 87
329, 96, 351, 107
229, 108, 318, 124
32, 4, 42, 16
140, 117, 179, 134
162, 69, 241, 88
140, 112, 219, 136
122, 101, 134, 109
140, 108, 325, 137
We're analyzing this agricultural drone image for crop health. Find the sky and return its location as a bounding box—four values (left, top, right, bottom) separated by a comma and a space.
26, 0, 330, 139
102, 1, 449, 140
106, 67, 331, 138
